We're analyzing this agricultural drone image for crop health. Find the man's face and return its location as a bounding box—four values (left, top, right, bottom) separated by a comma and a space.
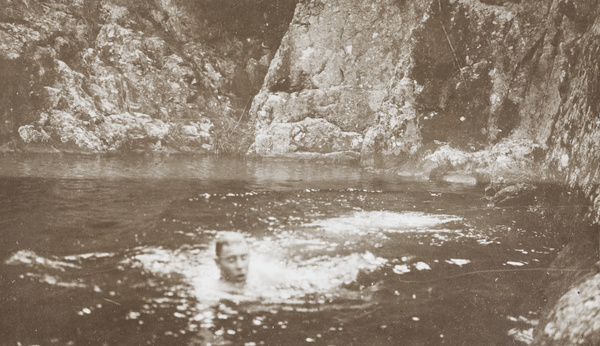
216, 242, 249, 283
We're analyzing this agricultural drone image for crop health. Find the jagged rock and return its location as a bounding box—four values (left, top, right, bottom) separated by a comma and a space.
416, 138, 542, 184
250, 117, 362, 155
252, 86, 384, 133
246, 0, 559, 168
536, 274, 600, 345
1, 0, 295, 153
492, 182, 538, 206
533, 228, 600, 345
248, 0, 429, 162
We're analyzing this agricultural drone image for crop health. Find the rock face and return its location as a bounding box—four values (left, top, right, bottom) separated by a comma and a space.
244, 2, 600, 343
537, 273, 600, 345
248, 0, 550, 165
1, 0, 296, 153
533, 225, 600, 345
248, 0, 427, 163
246, 0, 599, 191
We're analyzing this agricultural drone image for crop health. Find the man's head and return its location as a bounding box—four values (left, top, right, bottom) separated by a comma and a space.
215, 232, 250, 284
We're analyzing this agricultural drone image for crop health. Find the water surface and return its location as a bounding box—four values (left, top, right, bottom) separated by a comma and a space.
0, 154, 564, 345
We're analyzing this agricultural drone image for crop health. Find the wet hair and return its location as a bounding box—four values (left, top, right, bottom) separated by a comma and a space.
215, 232, 248, 258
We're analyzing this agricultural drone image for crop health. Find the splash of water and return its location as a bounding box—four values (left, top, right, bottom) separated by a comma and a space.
126, 244, 387, 306
6, 250, 81, 271
306, 211, 462, 234
5, 250, 87, 288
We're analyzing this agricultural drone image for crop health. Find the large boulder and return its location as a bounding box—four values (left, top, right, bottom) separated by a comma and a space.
533, 226, 600, 345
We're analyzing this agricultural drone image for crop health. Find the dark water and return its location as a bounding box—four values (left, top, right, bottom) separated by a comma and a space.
0, 154, 565, 345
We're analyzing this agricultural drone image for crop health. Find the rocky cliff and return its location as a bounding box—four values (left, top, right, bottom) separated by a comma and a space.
245, 0, 600, 344
248, 0, 575, 179
1, 0, 296, 153
246, 0, 600, 208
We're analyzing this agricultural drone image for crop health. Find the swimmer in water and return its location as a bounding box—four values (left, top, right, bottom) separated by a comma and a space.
214, 232, 250, 286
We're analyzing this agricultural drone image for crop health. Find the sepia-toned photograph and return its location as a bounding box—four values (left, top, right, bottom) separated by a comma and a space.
1, 0, 598, 345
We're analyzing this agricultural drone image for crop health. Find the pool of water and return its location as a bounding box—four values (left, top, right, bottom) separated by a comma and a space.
0, 154, 566, 345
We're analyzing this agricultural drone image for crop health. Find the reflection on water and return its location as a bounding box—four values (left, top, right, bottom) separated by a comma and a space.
0, 154, 570, 345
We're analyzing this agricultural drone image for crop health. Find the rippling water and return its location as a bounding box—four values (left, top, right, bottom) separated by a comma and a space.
0, 154, 565, 345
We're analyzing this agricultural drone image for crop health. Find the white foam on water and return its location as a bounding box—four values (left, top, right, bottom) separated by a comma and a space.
393, 264, 411, 275
269, 251, 386, 294
508, 327, 533, 345
22, 272, 87, 288
392, 261, 432, 275
122, 232, 389, 340
477, 239, 495, 245
126, 240, 388, 308
414, 262, 431, 271
63, 252, 115, 261
306, 211, 462, 234
6, 250, 80, 271
506, 261, 526, 266
5, 250, 122, 288
445, 259, 471, 267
